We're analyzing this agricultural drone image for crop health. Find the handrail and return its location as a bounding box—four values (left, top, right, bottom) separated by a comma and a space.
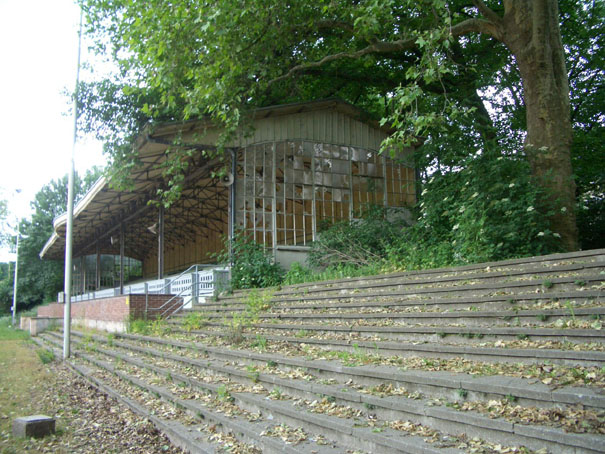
68, 263, 229, 320
146, 267, 230, 319
147, 285, 189, 318
151, 263, 216, 294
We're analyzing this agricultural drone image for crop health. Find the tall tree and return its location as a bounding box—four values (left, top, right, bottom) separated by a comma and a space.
80, 0, 597, 250
0, 167, 103, 313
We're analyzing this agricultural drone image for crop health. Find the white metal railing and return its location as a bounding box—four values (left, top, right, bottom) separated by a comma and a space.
69, 265, 230, 318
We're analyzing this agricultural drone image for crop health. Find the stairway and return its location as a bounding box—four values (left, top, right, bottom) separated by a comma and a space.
36, 249, 605, 454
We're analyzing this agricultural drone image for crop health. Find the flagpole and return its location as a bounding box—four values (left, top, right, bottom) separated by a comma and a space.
64, 8, 83, 359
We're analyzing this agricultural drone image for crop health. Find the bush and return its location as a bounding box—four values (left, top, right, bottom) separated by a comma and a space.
305, 154, 563, 273
128, 317, 169, 336
283, 261, 386, 286
307, 205, 409, 269
577, 194, 605, 250
215, 232, 284, 290
388, 153, 563, 269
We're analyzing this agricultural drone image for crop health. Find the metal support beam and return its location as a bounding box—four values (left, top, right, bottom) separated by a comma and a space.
11, 231, 20, 327
81, 255, 86, 295
230, 149, 237, 246
95, 242, 101, 290
158, 205, 165, 279
119, 222, 125, 294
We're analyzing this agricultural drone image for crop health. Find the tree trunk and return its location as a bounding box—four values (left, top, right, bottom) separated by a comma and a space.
501, 0, 578, 250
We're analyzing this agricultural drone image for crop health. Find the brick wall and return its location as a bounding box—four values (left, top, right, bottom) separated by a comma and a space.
37, 294, 183, 323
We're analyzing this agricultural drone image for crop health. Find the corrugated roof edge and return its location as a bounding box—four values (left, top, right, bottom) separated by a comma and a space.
39, 176, 108, 259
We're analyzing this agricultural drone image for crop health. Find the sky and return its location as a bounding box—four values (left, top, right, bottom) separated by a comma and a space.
0, 0, 107, 260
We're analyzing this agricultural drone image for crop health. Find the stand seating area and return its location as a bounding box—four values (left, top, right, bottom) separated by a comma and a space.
35, 249, 605, 454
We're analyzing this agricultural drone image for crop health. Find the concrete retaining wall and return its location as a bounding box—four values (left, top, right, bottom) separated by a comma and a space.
20, 317, 63, 336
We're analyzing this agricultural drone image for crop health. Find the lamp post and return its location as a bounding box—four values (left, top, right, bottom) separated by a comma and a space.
11, 221, 20, 327
10, 188, 22, 328
64, 9, 83, 359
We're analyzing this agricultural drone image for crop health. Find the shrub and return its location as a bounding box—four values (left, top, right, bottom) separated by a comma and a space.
128, 317, 169, 336
387, 153, 563, 269
223, 312, 250, 344
215, 232, 284, 290
245, 289, 274, 317
283, 262, 315, 285
308, 205, 408, 269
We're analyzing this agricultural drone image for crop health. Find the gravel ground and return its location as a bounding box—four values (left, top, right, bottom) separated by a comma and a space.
0, 358, 187, 454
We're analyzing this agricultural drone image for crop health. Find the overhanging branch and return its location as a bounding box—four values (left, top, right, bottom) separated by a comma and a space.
267, 18, 504, 88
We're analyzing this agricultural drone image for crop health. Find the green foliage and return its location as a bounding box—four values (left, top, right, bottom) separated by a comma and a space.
286, 154, 561, 278
128, 318, 150, 335
0, 197, 9, 249
251, 335, 267, 352
269, 387, 284, 400
282, 263, 315, 286
284, 261, 385, 286
577, 195, 605, 250
36, 348, 55, 365
245, 289, 274, 316
128, 317, 170, 336
0, 316, 29, 340
387, 154, 562, 269
223, 312, 250, 345
216, 384, 233, 402
215, 233, 283, 290
245, 365, 260, 383
182, 312, 208, 332
0, 167, 103, 315
505, 394, 518, 403
308, 205, 409, 269
76, 0, 603, 249
222, 289, 273, 344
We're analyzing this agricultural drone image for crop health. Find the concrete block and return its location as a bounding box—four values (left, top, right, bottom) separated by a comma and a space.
12, 415, 55, 438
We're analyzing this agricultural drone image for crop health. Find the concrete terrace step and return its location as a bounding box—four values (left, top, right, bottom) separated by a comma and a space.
168, 318, 605, 344
215, 274, 604, 308
43, 330, 605, 454
223, 249, 605, 302
36, 250, 605, 454
37, 335, 351, 454
162, 324, 605, 367
40, 332, 471, 454
32, 339, 238, 454
180, 305, 605, 329
193, 290, 604, 314
54, 330, 605, 410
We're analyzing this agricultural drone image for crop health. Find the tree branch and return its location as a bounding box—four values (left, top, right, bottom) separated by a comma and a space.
449, 17, 504, 41
472, 0, 504, 25
266, 15, 505, 89
315, 20, 355, 33
267, 38, 418, 87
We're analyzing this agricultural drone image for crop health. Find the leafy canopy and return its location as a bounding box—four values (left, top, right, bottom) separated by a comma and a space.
77, 0, 604, 255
